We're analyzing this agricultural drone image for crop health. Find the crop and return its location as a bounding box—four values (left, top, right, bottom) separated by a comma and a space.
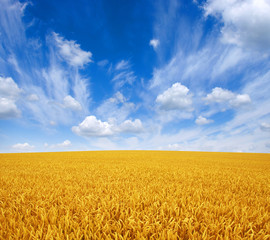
0, 151, 270, 239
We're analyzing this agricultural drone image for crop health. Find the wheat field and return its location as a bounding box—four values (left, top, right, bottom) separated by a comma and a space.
0, 151, 269, 239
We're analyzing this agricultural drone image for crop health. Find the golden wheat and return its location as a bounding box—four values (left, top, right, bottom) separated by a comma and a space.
0, 151, 270, 239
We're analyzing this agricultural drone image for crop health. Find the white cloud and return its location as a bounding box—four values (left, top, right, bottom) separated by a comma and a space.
54, 140, 72, 148
118, 119, 143, 133
72, 116, 114, 137
0, 76, 21, 119
113, 91, 126, 103
41, 65, 69, 101
230, 94, 251, 107
59, 140, 72, 147
204, 87, 251, 108
115, 60, 130, 70
0, 0, 26, 50
151, 0, 180, 58
8, 54, 22, 75
12, 143, 34, 152
150, 57, 178, 89
72, 72, 90, 114
0, 1, 90, 126
204, 0, 270, 51
156, 82, 193, 111
112, 71, 136, 88
97, 59, 109, 67
63, 95, 82, 111
150, 39, 160, 50
53, 32, 92, 67
166, 143, 182, 151
0, 98, 20, 119
204, 87, 234, 103
112, 60, 136, 88
195, 116, 213, 125
96, 92, 135, 123
72, 115, 143, 137
0, 76, 21, 99
260, 123, 270, 131
148, 42, 253, 91
44, 140, 72, 149
27, 94, 39, 101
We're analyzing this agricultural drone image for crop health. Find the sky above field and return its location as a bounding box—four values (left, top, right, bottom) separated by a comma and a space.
1, 0, 270, 153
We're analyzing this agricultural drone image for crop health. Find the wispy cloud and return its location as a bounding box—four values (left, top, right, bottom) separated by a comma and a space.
97, 59, 109, 67
0, 1, 92, 126
95, 91, 136, 123
115, 60, 130, 70
112, 60, 136, 89
137, 0, 270, 153
1, 0, 270, 153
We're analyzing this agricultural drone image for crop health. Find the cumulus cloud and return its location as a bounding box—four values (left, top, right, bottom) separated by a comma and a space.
12, 143, 34, 151
53, 32, 92, 67
0, 76, 21, 99
204, 0, 270, 51
204, 87, 251, 108
63, 95, 82, 111
72, 116, 114, 137
118, 119, 143, 133
156, 82, 193, 111
43, 140, 72, 149
0, 76, 21, 119
57, 140, 72, 147
230, 94, 251, 108
72, 116, 143, 137
150, 39, 160, 50
195, 116, 213, 125
48, 140, 72, 148
0, 98, 20, 119
204, 87, 234, 103
260, 122, 270, 131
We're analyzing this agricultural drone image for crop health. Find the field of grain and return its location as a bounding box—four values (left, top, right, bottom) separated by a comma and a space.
0, 151, 270, 239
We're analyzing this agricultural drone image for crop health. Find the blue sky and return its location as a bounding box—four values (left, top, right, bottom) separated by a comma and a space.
1, 0, 270, 153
